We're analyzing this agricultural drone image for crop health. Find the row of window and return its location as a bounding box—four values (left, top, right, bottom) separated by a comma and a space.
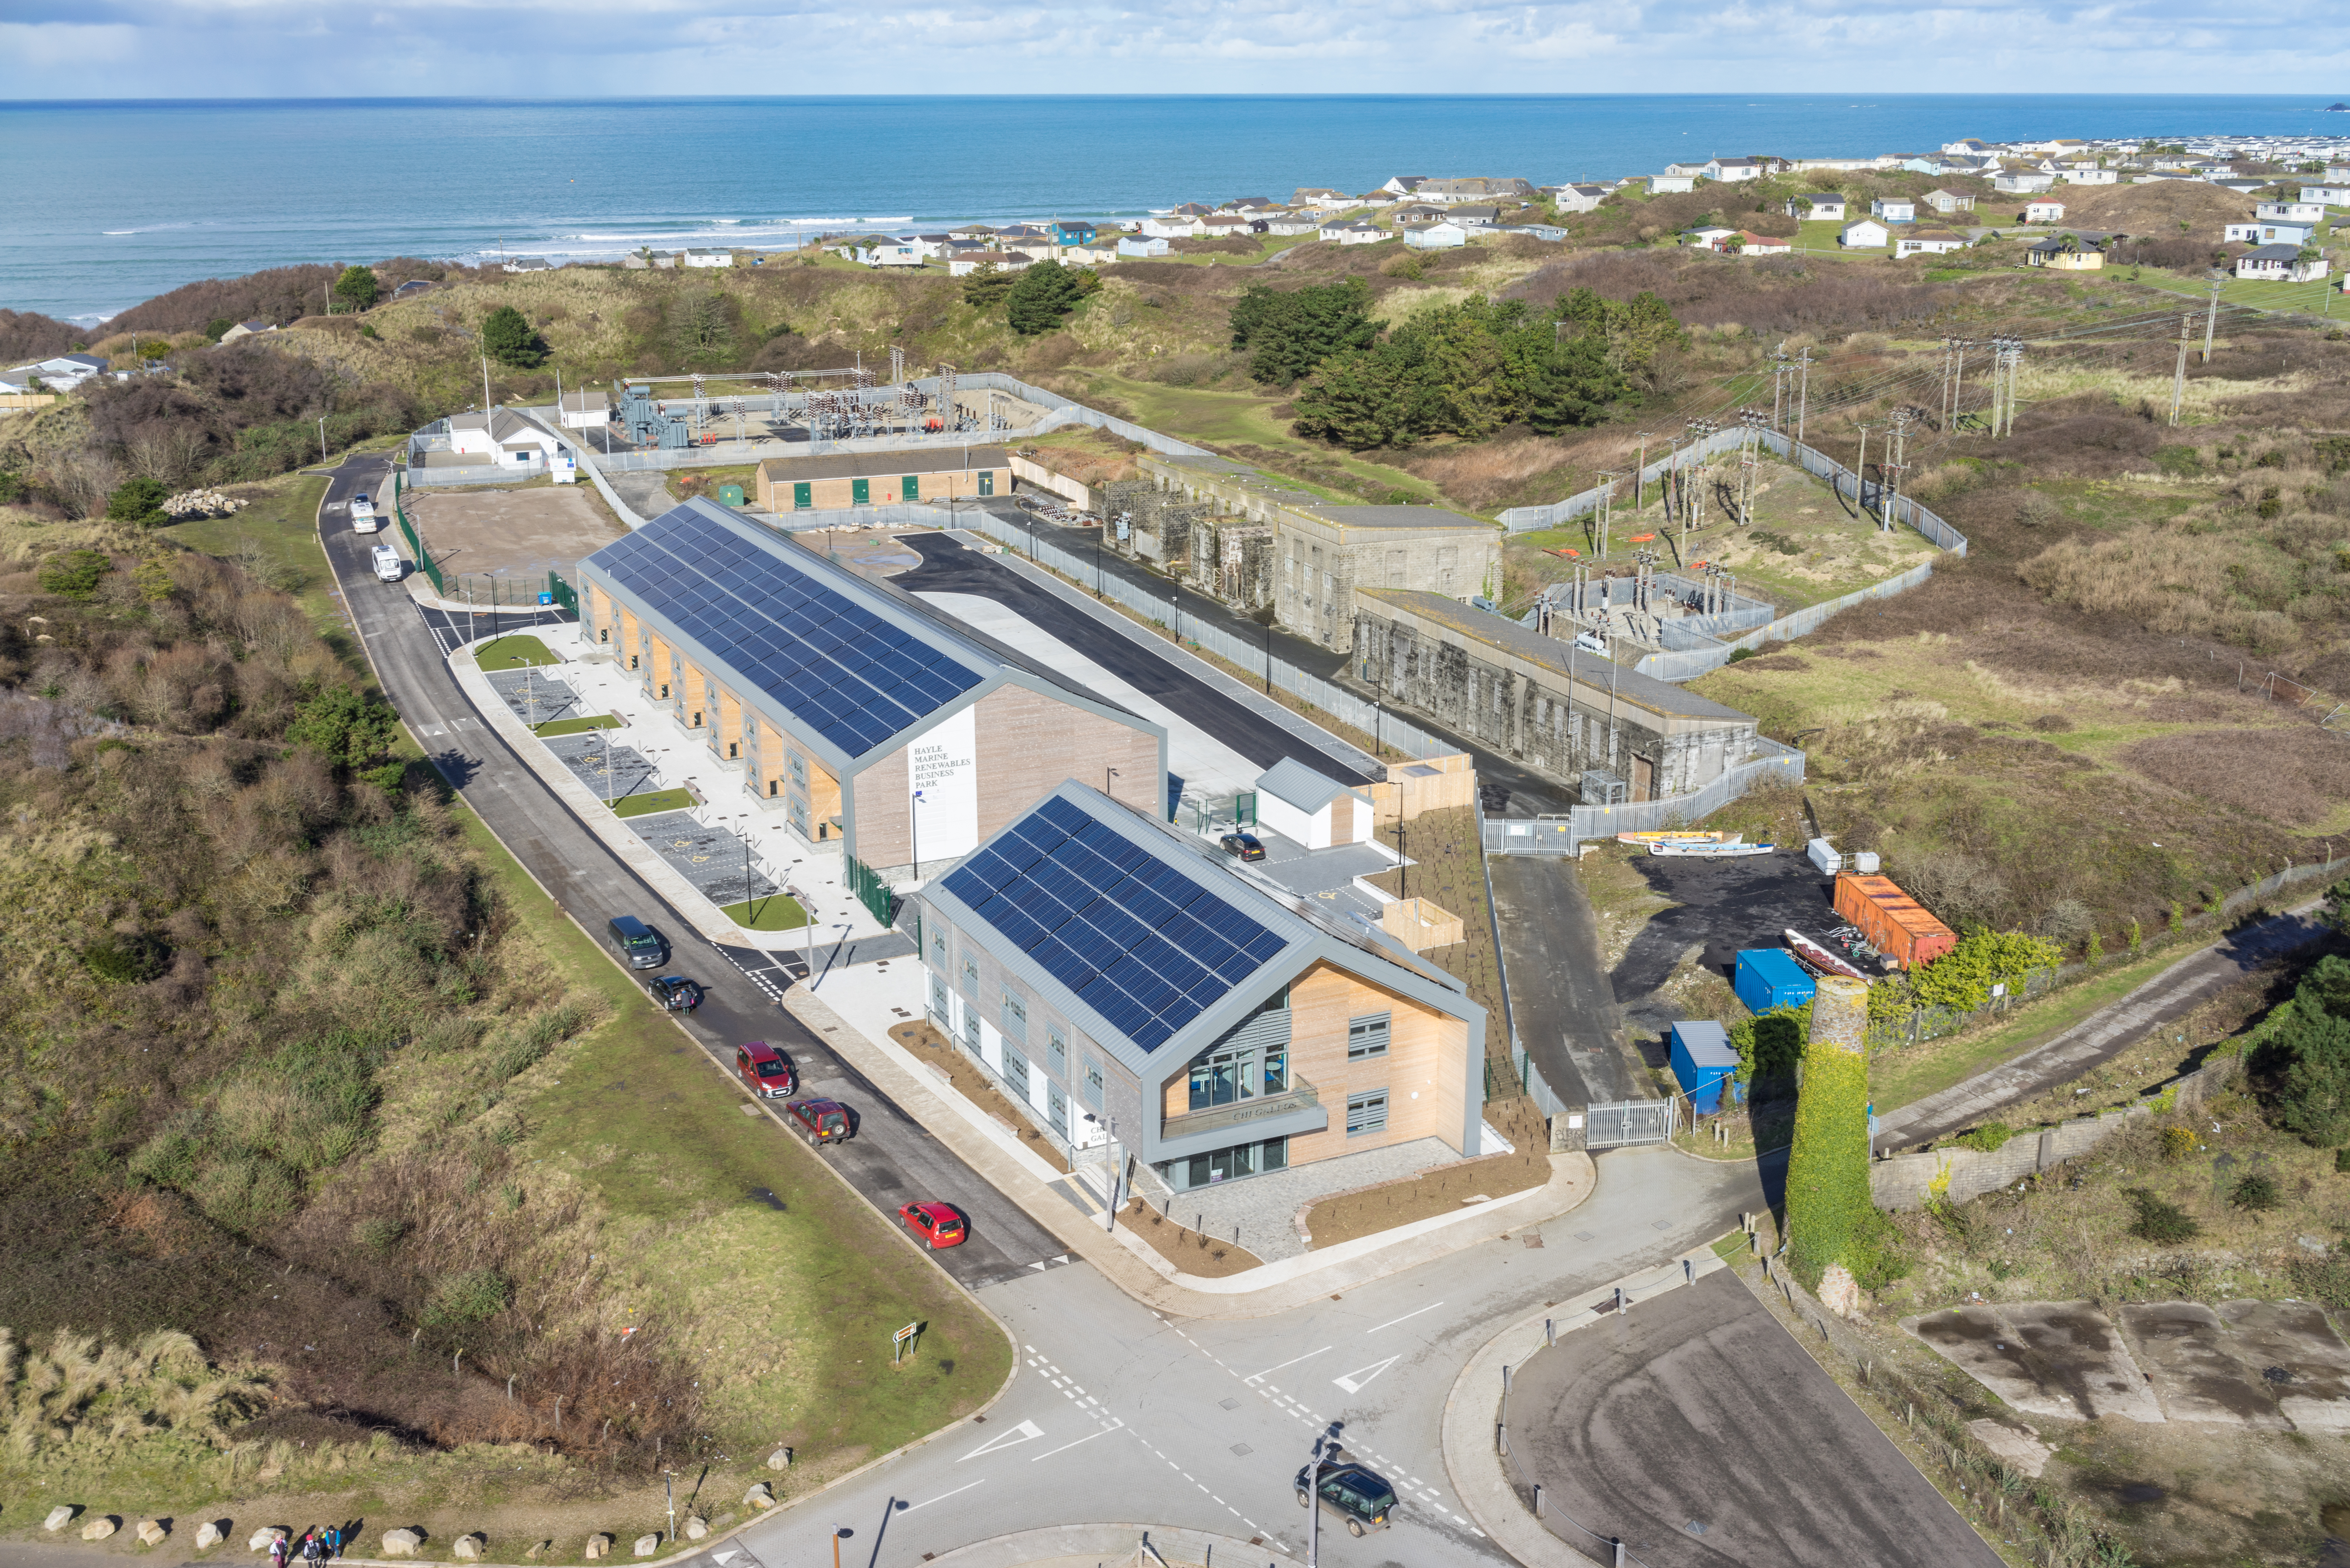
1152, 1090, 1388, 1195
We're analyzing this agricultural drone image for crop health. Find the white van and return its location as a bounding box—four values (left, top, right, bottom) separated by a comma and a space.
370, 543, 404, 583
350, 492, 379, 532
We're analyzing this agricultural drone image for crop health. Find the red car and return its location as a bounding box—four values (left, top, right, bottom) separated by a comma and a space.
736, 1042, 796, 1099
785, 1097, 851, 1145
898, 1201, 966, 1248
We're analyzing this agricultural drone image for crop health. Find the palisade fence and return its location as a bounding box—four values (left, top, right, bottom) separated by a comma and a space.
1500, 427, 1970, 684
389, 471, 446, 594
949, 506, 1464, 763
1479, 737, 1807, 854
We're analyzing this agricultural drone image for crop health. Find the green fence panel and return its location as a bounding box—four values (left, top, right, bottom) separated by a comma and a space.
392, 470, 445, 594
844, 853, 898, 929
546, 571, 579, 614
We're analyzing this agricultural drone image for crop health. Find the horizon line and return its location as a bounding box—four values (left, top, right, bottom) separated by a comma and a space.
6, 91, 2350, 107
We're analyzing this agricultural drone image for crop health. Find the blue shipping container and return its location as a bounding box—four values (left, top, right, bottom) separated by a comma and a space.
1734, 948, 1816, 1016
1670, 1021, 1741, 1114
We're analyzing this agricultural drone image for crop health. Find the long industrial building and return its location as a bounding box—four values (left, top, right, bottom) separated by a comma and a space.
1353, 589, 1763, 802
575, 499, 1166, 876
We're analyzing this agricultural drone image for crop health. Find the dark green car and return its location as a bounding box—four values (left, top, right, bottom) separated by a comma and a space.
1295, 1460, 1396, 1537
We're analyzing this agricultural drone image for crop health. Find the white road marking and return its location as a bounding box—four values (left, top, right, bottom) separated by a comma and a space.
957, 1418, 1045, 1460
1244, 1347, 1329, 1383
1366, 1301, 1446, 1333
903, 1479, 983, 1511
1028, 1424, 1122, 1462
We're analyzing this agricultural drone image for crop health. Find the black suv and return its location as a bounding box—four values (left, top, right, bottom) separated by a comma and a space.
1295, 1458, 1396, 1537
608, 915, 665, 970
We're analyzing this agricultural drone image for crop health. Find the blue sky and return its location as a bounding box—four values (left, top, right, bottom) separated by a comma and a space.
6, 1, 2350, 96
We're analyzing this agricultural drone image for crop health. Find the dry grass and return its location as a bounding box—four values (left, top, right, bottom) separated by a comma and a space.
1301, 1151, 1549, 1246
2120, 725, 2350, 825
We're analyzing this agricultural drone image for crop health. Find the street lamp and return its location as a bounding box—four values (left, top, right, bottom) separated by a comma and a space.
1104, 765, 1119, 801
1083, 1112, 1121, 1233
909, 786, 926, 885
1303, 1427, 1346, 1568
829, 1527, 853, 1568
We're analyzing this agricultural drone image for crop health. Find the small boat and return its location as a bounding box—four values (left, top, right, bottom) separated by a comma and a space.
1616, 830, 1741, 845
1648, 840, 1776, 858
1784, 927, 1873, 981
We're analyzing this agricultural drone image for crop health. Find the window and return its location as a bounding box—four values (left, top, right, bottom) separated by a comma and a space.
930, 974, 949, 1017
1001, 990, 1028, 1042
1048, 1082, 1068, 1137
789, 752, 808, 787
1155, 1136, 1287, 1192
1046, 1023, 1067, 1074
1188, 1036, 1288, 1110
1346, 1089, 1389, 1136
1002, 1044, 1029, 1100
1081, 1055, 1105, 1110
931, 925, 949, 967
978, 471, 994, 496
1348, 1014, 1392, 1060
961, 956, 979, 998
962, 1010, 981, 1054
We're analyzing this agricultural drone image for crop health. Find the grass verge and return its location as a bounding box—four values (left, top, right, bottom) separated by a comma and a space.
477, 633, 560, 670
163, 473, 359, 670
532, 714, 621, 737
613, 788, 697, 819
723, 894, 811, 931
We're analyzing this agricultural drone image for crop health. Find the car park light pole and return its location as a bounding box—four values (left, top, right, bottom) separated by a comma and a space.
1303, 1428, 1342, 1568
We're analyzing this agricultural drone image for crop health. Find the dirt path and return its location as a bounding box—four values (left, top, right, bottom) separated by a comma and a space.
1875, 900, 2333, 1148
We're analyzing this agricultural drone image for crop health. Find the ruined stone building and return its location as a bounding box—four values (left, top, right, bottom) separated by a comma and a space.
1354, 590, 1763, 802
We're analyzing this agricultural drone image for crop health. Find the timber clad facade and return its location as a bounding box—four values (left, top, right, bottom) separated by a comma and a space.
915, 784, 1485, 1189
755, 446, 1010, 512
577, 499, 1165, 876
1354, 589, 1762, 800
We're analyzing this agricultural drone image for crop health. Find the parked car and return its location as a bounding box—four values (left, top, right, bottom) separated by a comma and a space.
350, 492, 379, 532
370, 543, 403, 583
1219, 832, 1267, 862
736, 1041, 796, 1098
608, 915, 664, 969
897, 1201, 965, 1248
785, 1097, 850, 1143
1295, 1458, 1397, 1537
646, 974, 702, 1012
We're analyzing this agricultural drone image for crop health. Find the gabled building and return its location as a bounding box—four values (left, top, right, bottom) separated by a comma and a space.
914, 783, 1487, 1191
1551, 184, 1610, 213
2025, 235, 2103, 270
1993, 171, 2057, 195
1839, 219, 1892, 249
1896, 228, 1970, 258
2236, 243, 2328, 282
1923, 189, 1975, 214
447, 407, 564, 465
1648, 173, 1699, 194
576, 499, 1166, 872
2022, 199, 2066, 223
1870, 197, 1917, 223
1788, 193, 1848, 221
2062, 167, 2119, 185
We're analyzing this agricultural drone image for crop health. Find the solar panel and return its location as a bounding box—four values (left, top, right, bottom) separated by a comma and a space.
586, 506, 985, 757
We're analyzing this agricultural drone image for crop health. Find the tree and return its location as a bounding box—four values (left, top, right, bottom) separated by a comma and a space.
105, 476, 172, 528
1005, 260, 1090, 336
961, 264, 1015, 311
2266, 955, 2350, 1146
1292, 340, 1440, 450
205, 317, 234, 343
1909, 929, 2062, 1013
332, 265, 380, 313
481, 305, 545, 368
666, 290, 737, 365
1228, 278, 1378, 386
1527, 332, 1625, 434
285, 684, 401, 768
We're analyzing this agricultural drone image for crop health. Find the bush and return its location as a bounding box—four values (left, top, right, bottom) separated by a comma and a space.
37, 549, 112, 600
355, 1216, 407, 1253
422, 1268, 510, 1327
1005, 260, 1094, 337
1953, 1122, 2013, 1153
285, 684, 401, 768
332, 265, 380, 312
2161, 1126, 2201, 1160
84, 933, 166, 984
2229, 1172, 2281, 1212
482, 305, 546, 368
2258, 954, 2350, 1145
106, 476, 171, 528
2125, 1187, 2201, 1244
2337, 1147, 2350, 1173
2289, 1239, 2350, 1311
1911, 929, 2063, 1014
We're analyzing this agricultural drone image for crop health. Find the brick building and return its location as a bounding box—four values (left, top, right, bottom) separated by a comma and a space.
575, 499, 1164, 876
1106, 455, 1500, 650
1353, 590, 1763, 801
915, 782, 1487, 1190
755, 445, 1011, 512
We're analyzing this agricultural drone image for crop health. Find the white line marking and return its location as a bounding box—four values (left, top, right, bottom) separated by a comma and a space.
903, 1479, 983, 1512
958, 1418, 1045, 1460
1366, 1301, 1446, 1334
1028, 1424, 1121, 1462
1245, 1348, 1329, 1383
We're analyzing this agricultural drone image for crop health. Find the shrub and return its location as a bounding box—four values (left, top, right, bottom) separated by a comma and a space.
422, 1268, 510, 1327
106, 476, 172, 528
1726, 646, 1758, 663
2289, 1239, 2350, 1311
1006, 260, 1096, 337
1953, 1122, 2013, 1153
482, 305, 546, 368
286, 683, 401, 767
2125, 1187, 2201, 1244
355, 1216, 407, 1253
84, 933, 166, 984
2161, 1126, 2200, 1160
37, 548, 112, 600
1911, 930, 2063, 1014
2229, 1172, 2281, 1212
1785, 1034, 1873, 1291
2337, 1147, 2350, 1173
2258, 954, 2350, 1145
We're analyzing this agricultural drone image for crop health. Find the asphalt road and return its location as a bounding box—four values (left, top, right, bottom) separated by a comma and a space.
1489, 856, 1640, 1108
893, 529, 1383, 788
315, 456, 1062, 1293
1506, 1270, 2003, 1568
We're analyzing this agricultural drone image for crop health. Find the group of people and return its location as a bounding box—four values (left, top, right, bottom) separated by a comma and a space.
267, 1528, 343, 1568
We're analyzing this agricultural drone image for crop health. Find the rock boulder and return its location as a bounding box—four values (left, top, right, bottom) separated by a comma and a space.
381, 1529, 424, 1558
249, 1529, 289, 1552
633, 1536, 660, 1557
83, 1518, 120, 1542
584, 1534, 613, 1559
44, 1507, 78, 1533
683, 1519, 708, 1542
197, 1522, 228, 1550
137, 1520, 169, 1546
454, 1535, 486, 1560
765, 1447, 792, 1471
742, 1483, 773, 1511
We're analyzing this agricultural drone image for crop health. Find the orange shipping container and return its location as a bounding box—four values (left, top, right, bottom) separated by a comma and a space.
1833, 872, 1958, 970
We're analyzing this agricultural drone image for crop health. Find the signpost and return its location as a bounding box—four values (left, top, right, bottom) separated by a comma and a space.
891, 1321, 922, 1366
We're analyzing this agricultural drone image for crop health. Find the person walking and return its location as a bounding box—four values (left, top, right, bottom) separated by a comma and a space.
269, 1537, 289, 1568
300, 1530, 323, 1567
327, 1527, 341, 1560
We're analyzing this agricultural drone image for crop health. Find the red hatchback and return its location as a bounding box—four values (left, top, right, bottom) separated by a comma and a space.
736, 1042, 796, 1099
898, 1202, 966, 1248
785, 1097, 851, 1145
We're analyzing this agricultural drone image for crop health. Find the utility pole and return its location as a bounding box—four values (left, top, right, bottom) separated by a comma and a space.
481, 352, 493, 412
1685, 418, 1720, 534
1594, 470, 1618, 560
2202, 274, 2223, 364
1632, 434, 1650, 518
1883, 408, 1916, 532
1769, 343, 1790, 429
1853, 423, 1872, 521
2170, 313, 2192, 426
1736, 409, 1768, 526
1793, 348, 1813, 448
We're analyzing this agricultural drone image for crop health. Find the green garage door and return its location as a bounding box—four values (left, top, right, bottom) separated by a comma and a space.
901, 474, 920, 500
851, 478, 870, 504
792, 482, 812, 510
978, 471, 994, 496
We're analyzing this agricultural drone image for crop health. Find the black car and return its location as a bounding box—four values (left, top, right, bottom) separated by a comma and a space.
1295, 1459, 1396, 1537
1219, 832, 1267, 862
608, 914, 665, 970
646, 975, 702, 1012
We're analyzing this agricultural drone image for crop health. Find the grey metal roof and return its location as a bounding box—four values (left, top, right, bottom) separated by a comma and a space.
1255, 757, 1368, 814
2241, 243, 2308, 259
922, 784, 1476, 1096
1293, 502, 1491, 532
756, 446, 1010, 483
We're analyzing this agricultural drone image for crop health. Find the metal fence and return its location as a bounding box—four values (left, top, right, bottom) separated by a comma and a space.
1585, 1099, 1678, 1148
390, 471, 445, 594
1632, 561, 1938, 682
404, 462, 536, 488
951, 508, 1464, 763
1482, 737, 1806, 852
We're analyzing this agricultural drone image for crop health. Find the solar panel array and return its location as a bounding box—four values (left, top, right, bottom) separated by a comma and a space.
591, 507, 984, 757
943, 795, 1290, 1054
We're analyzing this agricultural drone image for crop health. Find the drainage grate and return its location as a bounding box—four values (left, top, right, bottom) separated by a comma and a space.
1220, 1397, 1241, 1410
1574, 1231, 1596, 1243
1653, 1219, 1674, 1232
1231, 1443, 1253, 1457
1685, 1520, 1709, 1537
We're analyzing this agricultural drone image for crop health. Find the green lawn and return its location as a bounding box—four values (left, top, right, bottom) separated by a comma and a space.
453, 807, 1011, 1468
613, 787, 696, 819
1074, 370, 1439, 502
2137, 267, 2344, 319
1136, 232, 1314, 268
723, 894, 811, 931
532, 714, 620, 737
477, 632, 561, 670
1868, 945, 2199, 1112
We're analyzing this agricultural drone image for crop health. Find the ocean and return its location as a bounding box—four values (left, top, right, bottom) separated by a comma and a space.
5, 94, 2349, 324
